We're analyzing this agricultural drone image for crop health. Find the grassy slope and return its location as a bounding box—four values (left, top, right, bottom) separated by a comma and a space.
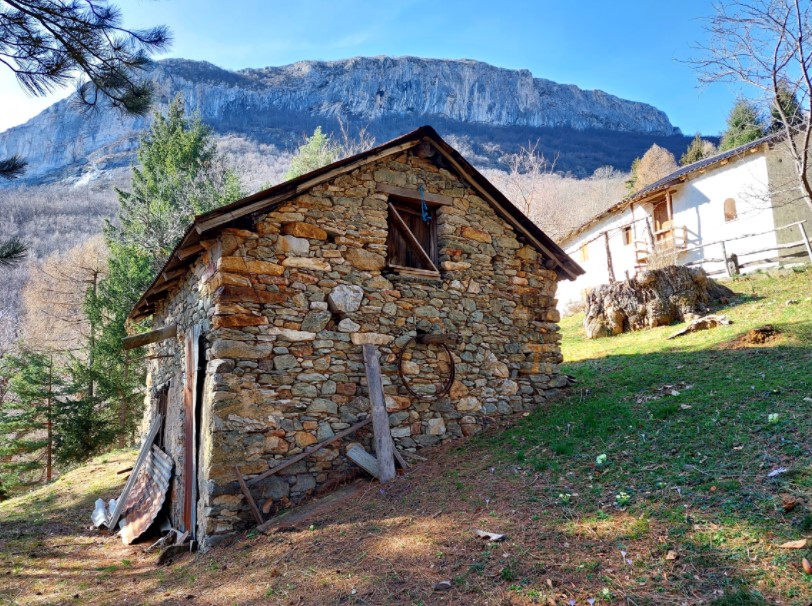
1, 269, 811, 606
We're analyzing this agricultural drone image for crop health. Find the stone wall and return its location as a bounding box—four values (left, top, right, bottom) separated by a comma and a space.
149, 148, 565, 547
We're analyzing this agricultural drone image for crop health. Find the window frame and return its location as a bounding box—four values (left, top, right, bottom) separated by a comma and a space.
385, 196, 441, 277
622, 225, 633, 246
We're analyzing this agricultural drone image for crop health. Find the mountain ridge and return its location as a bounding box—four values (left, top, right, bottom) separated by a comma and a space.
0, 55, 687, 184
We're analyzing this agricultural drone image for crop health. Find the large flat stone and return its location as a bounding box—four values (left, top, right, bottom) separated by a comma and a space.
282, 257, 332, 271
350, 332, 394, 345
282, 222, 328, 241
211, 340, 273, 359
276, 235, 310, 256
266, 327, 317, 341
345, 248, 386, 271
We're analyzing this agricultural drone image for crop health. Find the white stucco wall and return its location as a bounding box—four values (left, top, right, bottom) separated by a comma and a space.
670, 152, 776, 275
557, 150, 778, 310
558, 207, 637, 308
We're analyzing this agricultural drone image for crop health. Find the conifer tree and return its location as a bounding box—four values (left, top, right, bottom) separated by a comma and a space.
0, 350, 62, 493
719, 99, 766, 151
284, 127, 338, 180
680, 134, 718, 166
87, 97, 243, 444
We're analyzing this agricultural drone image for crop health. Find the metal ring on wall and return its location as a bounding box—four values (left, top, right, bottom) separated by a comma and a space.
396, 337, 456, 400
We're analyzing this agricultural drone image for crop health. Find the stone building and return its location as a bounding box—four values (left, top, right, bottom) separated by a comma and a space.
128, 126, 582, 548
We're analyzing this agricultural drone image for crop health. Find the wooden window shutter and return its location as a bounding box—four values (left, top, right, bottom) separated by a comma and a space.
386, 201, 439, 274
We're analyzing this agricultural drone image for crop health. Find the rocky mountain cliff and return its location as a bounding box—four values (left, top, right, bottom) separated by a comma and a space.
0, 56, 687, 183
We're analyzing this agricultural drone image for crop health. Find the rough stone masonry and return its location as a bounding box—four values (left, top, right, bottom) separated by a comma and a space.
140, 130, 578, 548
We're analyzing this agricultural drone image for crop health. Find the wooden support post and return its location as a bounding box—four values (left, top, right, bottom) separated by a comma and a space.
721, 241, 729, 276
361, 344, 396, 483
235, 466, 264, 526
798, 222, 812, 264
603, 231, 615, 283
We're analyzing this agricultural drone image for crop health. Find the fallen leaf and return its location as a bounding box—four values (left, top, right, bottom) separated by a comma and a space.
434, 580, 452, 592
803, 558, 812, 575
779, 539, 808, 549
782, 497, 798, 512
665, 550, 679, 561
767, 467, 788, 478
680, 404, 692, 410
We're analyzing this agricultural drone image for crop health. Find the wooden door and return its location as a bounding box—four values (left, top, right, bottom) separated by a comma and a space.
182, 325, 202, 537
653, 199, 673, 242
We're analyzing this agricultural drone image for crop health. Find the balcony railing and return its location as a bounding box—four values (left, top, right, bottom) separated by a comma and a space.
635, 225, 688, 267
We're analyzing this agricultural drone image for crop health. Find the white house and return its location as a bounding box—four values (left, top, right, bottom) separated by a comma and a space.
557, 134, 812, 309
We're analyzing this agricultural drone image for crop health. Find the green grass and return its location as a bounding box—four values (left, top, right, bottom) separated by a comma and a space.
486, 267, 812, 602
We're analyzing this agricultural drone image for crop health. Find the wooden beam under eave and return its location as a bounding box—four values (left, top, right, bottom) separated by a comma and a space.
122, 324, 178, 350
376, 183, 453, 205
161, 268, 187, 283
176, 243, 203, 260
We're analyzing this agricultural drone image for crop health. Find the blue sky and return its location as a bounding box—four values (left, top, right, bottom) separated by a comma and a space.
0, 0, 749, 136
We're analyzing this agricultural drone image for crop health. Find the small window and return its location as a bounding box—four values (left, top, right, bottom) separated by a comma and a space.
579, 243, 589, 262
386, 200, 439, 275
724, 198, 737, 221
622, 226, 633, 246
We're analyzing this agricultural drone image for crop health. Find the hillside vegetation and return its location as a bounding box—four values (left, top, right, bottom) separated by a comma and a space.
1, 268, 810, 605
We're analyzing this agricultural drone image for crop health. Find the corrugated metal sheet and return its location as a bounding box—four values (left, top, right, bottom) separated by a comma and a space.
119, 445, 174, 545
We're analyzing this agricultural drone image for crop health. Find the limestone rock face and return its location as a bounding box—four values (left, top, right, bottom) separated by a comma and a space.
0, 57, 679, 184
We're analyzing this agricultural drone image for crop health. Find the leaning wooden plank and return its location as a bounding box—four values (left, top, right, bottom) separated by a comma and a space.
107, 414, 162, 530
388, 204, 440, 273
346, 444, 381, 479
391, 440, 410, 469
122, 324, 178, 350
235, 466, 263, 526
362, 344, 396, 483
247, 417, 371, 486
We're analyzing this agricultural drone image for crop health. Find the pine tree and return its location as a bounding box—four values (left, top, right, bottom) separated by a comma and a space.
0, 350, 62, 493
719, 99, 766, 151
680, 134, 718, 166
284, 127, 338, 180
110, 95, 243, 273
88, 97, 243, 444
770, 82, 803, 133
0, 1, 170, 180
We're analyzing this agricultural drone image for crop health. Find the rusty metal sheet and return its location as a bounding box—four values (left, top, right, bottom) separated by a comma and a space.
119, 445, 174, 545
104, 414, 162, 531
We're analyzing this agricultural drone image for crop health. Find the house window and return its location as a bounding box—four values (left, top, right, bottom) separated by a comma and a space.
386, 200, 439, 275
622, 226, 633, 246
724, 198, 737, 221
579, 243, 589, 262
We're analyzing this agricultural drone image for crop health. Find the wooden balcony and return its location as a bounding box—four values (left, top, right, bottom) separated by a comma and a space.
635, 225, 688, 267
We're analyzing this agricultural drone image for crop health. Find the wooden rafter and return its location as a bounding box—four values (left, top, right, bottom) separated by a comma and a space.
388, 203, 439, 273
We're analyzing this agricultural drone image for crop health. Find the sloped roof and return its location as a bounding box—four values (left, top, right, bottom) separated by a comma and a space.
559, 132, 779, 246
130, 125, 583, 320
